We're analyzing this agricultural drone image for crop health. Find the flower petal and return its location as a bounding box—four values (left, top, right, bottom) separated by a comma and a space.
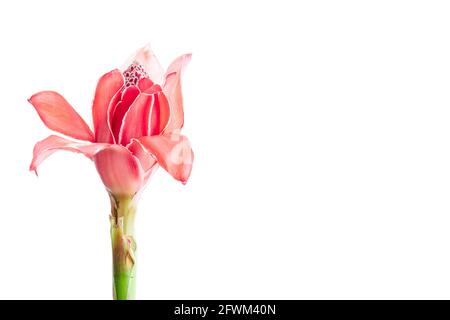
137, 134, 193, 184
149, 91, 171, 136
123, 44, 165, 85
118, 93, 154, 146
111, 85, 140, 142
163, 54, 191, 133
92, 70, 124, 143
28, 91, 94, 142
106, 89, 123, 144
93, 145, 144, 196
30, 135, 108, 173
137, 78, 154, 92
127, 139, 158, 180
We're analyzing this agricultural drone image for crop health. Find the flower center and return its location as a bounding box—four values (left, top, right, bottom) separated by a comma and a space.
123, 62, 149, 87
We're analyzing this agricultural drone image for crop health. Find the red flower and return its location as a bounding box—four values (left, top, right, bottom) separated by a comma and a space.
29, 44, 194, 197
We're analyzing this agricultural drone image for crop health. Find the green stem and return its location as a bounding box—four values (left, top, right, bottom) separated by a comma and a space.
110, 194, 138, 300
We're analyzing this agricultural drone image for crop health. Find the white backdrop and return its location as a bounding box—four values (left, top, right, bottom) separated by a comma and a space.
1, 0, 450, 299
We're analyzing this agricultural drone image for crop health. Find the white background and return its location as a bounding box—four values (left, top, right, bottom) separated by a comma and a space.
0, 0, 450, 299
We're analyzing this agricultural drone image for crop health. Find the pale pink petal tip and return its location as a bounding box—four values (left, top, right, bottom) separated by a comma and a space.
162, 53, 192, 133
123, 43, 165, 84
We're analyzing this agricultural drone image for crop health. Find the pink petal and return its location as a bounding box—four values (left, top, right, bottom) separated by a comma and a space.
137, 78, 154, 92
93, 145, 144, 196
111, 85, 140, 142
106, 89, 123, 144
118, 93, 154, 146
149, 91, 171, 136
137, 134, 194, 184
163, 54, 192, 133
92, 70, 124, 143
142, 83, 162, 94
127, 139, 158, 180
30, 135, 108, 173
28, 91, 94, 142
123, 44, 165, 84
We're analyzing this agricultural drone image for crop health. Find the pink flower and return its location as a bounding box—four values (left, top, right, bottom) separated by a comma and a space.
29, 44, 194, 197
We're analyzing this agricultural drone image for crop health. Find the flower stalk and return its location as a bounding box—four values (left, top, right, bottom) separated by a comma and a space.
110, 194, 138, 300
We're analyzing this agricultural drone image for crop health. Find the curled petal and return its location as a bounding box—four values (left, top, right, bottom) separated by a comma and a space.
106, 89, 123, 144
137, 134, 193, 184
123, 44, 165, 85
92, 70, 124, 143
119, 93, 154, 146
150, 91, 170, 136
93, 145, 144, 196
111, 85, 140, 141
30, 135, 108, 173
28, 91, 94, 142
127, 139, 158, 180
163, 53, 191, 133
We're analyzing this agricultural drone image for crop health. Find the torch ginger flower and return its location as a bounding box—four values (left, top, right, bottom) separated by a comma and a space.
28, 44, 194, 299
